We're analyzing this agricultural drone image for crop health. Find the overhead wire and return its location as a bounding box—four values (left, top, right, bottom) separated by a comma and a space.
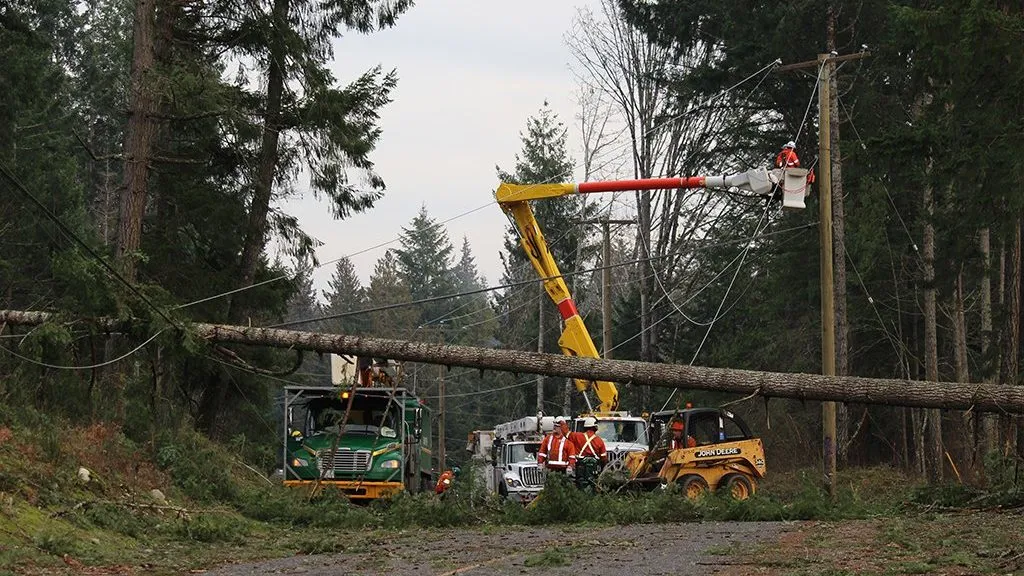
175, 59, 782, 313
836, 94, 920, 256
264, 222, 814, 329
0, 328, 167, 371
657, 202, 772, 411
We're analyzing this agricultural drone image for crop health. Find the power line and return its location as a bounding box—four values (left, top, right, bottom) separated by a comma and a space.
0, 161, 179, 328
836, 94, 919, 256
175, 59, 781, 312
266, 222, 816, 329
0, 328, 166, 371
659, 203, 771, 411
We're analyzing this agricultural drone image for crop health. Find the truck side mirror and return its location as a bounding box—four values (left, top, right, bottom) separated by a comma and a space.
412, 407, 423, 440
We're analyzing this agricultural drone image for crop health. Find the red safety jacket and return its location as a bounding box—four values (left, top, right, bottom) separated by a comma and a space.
435, 470, 454, 494
670, 435, 697, 450
575, 431, 608, 464
775, 148, 801, 168
539, 433, 577, 470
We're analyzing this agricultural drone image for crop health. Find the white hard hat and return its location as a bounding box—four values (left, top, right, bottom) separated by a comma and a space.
582, 417, 597, 428
784, 140, 796, 149
553, 416, 566, 424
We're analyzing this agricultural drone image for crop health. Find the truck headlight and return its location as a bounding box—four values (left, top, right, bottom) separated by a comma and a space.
504, 476, 523, 488
291, 458, 309, 468
380, 459, 400, 469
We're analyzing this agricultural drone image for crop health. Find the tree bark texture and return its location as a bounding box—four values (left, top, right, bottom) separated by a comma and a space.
1000, 220, 1022, 457
953, 270, 973, 478
230, 0, 290, 322
4, 309, 1024, 414
116, 0, 160, 282
922, 180, 942, 481
980, 228, 998, 453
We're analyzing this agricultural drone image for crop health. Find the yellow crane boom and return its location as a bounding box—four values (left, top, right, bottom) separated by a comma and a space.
496, 168, 808, 413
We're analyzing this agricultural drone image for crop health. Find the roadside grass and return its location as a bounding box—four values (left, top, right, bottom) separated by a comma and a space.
523, 547, 570, 567
2, 411, 1022, 574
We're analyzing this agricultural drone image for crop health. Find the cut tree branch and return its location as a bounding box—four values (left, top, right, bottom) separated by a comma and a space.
2, 308, 1024, 414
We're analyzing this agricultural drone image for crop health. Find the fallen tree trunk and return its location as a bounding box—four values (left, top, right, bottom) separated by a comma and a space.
3, 309, 1024, 414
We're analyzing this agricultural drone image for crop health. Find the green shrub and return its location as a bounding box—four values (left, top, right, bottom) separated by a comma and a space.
156, 432, 238, 503
33, 529, 78, 556
176, 513, 249, 543
76, 503, 158, 538
376, 491, 479, 528
236, 486, 376, 528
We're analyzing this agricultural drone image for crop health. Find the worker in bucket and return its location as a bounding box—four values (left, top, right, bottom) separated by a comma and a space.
574, 417, 607, 492
775, 140, 801, 169
538, 416, 577, 478
669, 420, 697, 450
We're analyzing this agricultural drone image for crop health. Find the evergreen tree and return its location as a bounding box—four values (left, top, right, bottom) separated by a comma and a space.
392, 205, 457, 326
450, 236, 496, 345
323, 256, 369, 335
495, 103, 599, 352
366, 250, 417, 336
224, 0, 412, 320
284, 260, 329, 384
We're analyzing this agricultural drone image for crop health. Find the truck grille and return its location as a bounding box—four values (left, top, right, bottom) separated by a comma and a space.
520, 466, 543, 487
609, 450, 629, 464
317, 449, 371, 473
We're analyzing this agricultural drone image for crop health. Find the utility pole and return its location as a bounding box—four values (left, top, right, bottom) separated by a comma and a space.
437, 334, 446, 474
537, 283, 545, 414
435, 325, 447, 474
818, 53, 837, 498
602, 220, 613, 360
581, 218, 635, 359
779, 49, 869, 496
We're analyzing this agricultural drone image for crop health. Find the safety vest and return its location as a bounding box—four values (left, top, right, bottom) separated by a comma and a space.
539, 434, 576, 469
435, 470, 454, 494
671, 436, 696, 450
775, 148, 800, 168
577, 432, 607, 460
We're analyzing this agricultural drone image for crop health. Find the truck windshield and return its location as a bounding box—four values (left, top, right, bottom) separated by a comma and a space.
507, 443, 539, 463
308, 402, 398, 438
595, 420, 647, 445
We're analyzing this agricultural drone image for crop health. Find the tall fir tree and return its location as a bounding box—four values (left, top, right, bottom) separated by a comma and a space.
392, 205, 457, 327
323, 256, 369, 335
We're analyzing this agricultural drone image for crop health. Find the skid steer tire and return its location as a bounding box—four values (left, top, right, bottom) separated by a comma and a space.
679, 475, 709, 500
719, 474, 754, 501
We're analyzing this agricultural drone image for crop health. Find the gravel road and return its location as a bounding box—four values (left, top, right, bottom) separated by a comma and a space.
202, 521, 788, 576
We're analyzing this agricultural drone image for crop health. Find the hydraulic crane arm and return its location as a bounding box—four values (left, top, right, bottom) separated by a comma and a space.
497, 166, 807, 413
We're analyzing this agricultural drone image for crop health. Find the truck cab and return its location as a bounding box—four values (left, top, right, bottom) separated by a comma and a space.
492, 440, 544, 503
468, 416, 556, 504
572, 413, 648, 470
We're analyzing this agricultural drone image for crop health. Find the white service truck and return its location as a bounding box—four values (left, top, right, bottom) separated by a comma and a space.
467, 415, 559, 504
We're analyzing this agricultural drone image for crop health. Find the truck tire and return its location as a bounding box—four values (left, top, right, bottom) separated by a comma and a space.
718, 474, 754, 500
679, 474, 709, 499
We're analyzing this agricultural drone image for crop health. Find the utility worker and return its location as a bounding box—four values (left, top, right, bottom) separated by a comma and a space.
435, 466, 460, 495
775, 141, 801, 169
574, 417, 608, 492
538, 417, 577, 477
669, 420, 697, 450
563, 418, 587, 453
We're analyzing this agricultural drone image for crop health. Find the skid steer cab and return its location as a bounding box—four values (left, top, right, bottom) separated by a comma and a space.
624, 408, 767, 500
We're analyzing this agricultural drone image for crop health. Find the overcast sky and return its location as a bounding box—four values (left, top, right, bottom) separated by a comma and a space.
275, 0, 606, 299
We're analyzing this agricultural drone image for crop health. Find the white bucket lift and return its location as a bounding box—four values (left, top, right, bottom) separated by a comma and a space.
777, 167, 809, 211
